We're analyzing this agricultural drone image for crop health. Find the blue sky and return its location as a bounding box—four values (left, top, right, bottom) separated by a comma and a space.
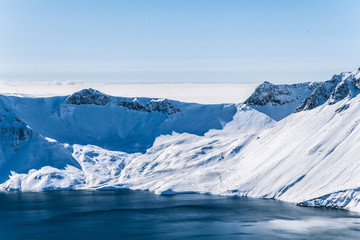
0, 0, 359, 83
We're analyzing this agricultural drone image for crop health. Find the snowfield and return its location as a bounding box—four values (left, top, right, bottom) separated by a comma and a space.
2, 69, 360, 212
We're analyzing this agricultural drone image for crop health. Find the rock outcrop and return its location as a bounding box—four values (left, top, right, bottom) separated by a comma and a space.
66, 88, 112, 106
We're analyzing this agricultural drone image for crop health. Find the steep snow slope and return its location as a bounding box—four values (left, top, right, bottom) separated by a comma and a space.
0, 99, 79, 182
1, 89, 236, 153
3, 70, 360, 213
245, 81, 318, 120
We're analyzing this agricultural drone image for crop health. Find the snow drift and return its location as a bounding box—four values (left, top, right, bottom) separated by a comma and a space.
2, 69, 360, 212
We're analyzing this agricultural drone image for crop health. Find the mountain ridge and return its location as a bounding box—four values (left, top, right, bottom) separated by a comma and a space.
2, 69, 360, 213
245, 69, 360, 120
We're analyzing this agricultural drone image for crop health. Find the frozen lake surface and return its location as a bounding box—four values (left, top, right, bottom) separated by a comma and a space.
1, 190, 360, 240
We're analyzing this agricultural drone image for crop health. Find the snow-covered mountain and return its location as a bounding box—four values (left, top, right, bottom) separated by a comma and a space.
0, 89, 236, 153
245, 81, 318, 120
0, 98, 79, 183
2, 69, 360, 213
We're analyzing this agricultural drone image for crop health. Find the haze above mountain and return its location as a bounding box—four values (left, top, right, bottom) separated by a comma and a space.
0, 82, 256, 104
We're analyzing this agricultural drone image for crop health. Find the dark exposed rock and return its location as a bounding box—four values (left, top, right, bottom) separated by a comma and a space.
296, 72, 360, 111
65, 88, 112, 106
66, 89, 181, 115
245, 81, 276, 106
146, 99, 180, 115
245, 70, 360, 118
245, 81, 317, 107
117, 98, 149, 112
296, 76, 341, 111
116, 98, 180, 114
335, 104, 350, 113
329, 80, 351, 104
352, 76, 360, 90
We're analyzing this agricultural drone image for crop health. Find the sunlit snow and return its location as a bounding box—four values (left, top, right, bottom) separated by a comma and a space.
2, 70, 360, 213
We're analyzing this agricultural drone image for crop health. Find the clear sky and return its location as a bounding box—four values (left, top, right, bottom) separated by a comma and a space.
0, 0, 359, 84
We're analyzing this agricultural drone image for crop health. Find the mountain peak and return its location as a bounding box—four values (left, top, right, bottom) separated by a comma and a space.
245, 81, 317, 120
245, 69, 360, 120
65, 88, 112, 106
296, 70, 360, 111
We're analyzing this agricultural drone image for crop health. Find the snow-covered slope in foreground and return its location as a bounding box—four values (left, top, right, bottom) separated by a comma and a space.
3, 69, 360, 212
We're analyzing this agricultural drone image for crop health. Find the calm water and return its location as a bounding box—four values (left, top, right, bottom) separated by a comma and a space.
0, 190, 360, 240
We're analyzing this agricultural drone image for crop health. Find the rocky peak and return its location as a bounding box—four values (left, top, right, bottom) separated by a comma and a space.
245, 69, 360, 119
296, 70, 360, 112
117, 98, 180, 114
65, 89, 112, 106
296, 76, 341, 111
65, 89, 181, 115
117, 98, 148, 112
245, 81, 317, 107
244, 81, 318, 120
146, 99, 180, 115
330, 72, 360, 103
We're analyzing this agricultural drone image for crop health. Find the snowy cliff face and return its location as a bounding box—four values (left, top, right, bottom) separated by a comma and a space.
117, 98, 148, 112
145, 99, 181, 114
295, 73, 357, 111
245, 81, 314, 106
5, 70, 360, 213
245, 81, 318, 120
297, 71, 360, 111
246, 70, 360, 120
0, 98, 79, 183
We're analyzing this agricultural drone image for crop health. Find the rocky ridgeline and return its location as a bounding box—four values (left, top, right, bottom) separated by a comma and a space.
66, 88, 180, 115
245, 81, 318, 106
246, 70, 360, 114
117, 98, 180, 114
145, 99, 181, 114
117, 98, 148, 112
65, 88, 112, 106
296, 71, 360, 111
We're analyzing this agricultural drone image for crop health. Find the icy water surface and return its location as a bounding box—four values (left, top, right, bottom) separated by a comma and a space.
1, 190, 360, 240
